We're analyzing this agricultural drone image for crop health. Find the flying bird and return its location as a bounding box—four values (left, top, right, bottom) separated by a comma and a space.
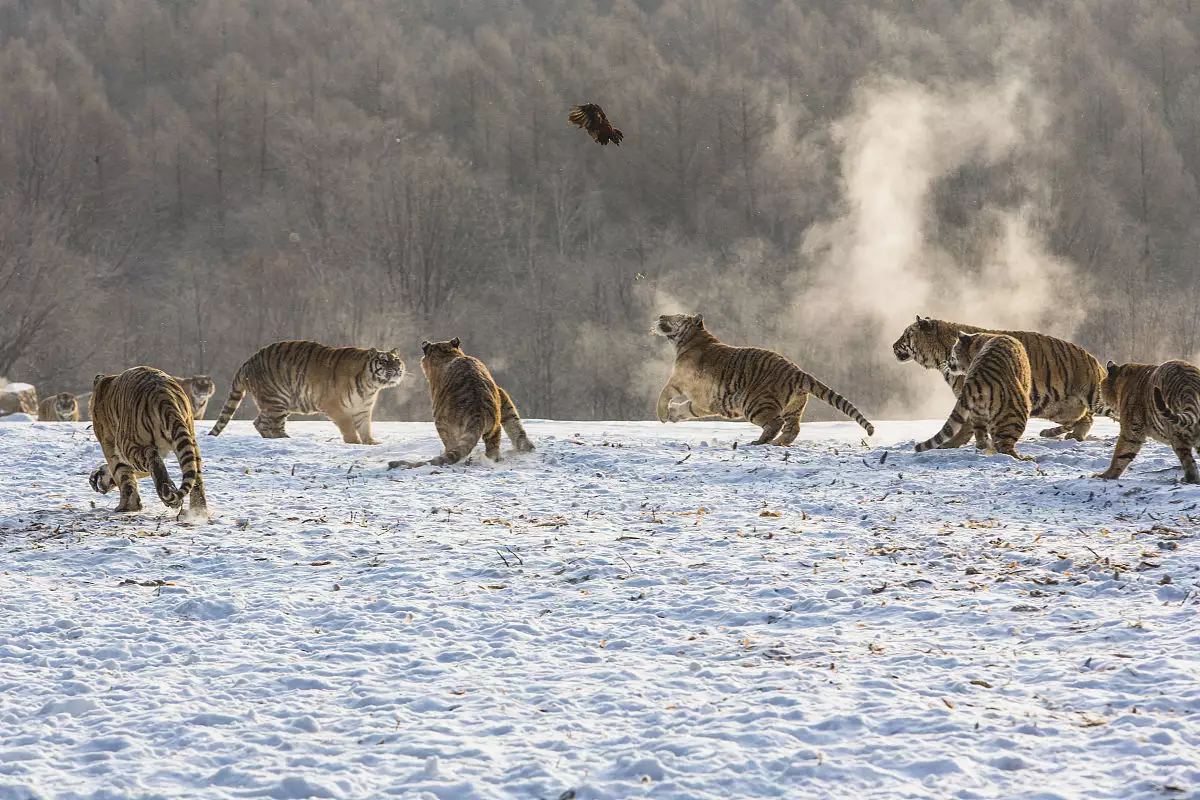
568, 103, 624, 146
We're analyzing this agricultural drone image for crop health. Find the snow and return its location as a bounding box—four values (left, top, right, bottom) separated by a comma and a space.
1, 383, 34, 394
0, 416, 1197, 800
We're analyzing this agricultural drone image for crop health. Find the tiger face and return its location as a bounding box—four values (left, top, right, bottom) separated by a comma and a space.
369, 349, 406, 386
420, 338, 463, 368
654, 313, 705, 342
1097, 360, 1123, 420
189, 376, 215, 404
892, 315, 953, 370
52, 393, 78, 418
945, 332, 982, 375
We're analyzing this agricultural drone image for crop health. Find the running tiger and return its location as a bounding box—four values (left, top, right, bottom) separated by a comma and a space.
389, 338, 534, 468
915, 332, 1033, 460
176, 375, 216, 419
208, 341, 405, 443
38, 392, 79, 421
893, 316, 1105, 445
653, 313, 874, 444
88, 367, 208, 520
1094, 360, 1200, 484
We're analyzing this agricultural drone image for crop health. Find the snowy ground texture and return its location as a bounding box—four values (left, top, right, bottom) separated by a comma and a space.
0, 415, 1197, 800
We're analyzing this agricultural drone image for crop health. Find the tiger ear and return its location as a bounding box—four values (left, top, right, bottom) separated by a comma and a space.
956, 331, 974, 344
917, 315, 934, 330
694, 313, 704, 326
449, 337, 461, 348
421, 340, 431, 354
1106, 360, 1118, 376
92, 374, 105, 388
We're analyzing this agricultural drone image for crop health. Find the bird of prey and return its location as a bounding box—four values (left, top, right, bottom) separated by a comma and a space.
568, 103, 624, 146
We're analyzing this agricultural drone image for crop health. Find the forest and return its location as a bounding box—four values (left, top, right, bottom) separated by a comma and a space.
2, 0, 1199, 421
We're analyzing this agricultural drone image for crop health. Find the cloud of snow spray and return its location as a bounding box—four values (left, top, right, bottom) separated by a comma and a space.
796, 73, 1088, 418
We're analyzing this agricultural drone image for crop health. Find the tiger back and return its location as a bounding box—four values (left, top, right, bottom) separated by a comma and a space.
207, 340, 405, 444
893, 316, 1105, 444
653, 313, 874, 446
88, 367, 208, 520
1095, 360, 1200, 484
38, 392, 79, 421
916, 332, 1033, 460
390, 338, 534, 468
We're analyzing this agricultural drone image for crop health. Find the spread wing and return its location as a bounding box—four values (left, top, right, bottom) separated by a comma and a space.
568, 103, 624, 146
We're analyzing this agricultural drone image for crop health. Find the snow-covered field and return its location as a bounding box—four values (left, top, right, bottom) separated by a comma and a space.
0, 416, 1196, 800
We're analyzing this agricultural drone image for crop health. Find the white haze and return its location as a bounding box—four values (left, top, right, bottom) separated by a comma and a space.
796, 72, 1089, 418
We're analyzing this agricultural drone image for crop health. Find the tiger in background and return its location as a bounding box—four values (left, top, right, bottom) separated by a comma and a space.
88, 367, 208, 520
208, 340, 405, 444
1094, 360, 1200, 484
175, 375, 216, 419
893, 316, 1106, 446
915, 332, 1033, 460
38, 392, 79, 421
390, 337, 534, 468
653, 313, 875, 445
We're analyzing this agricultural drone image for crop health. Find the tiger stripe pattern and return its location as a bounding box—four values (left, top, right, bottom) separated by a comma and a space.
175, 375, 216, 419
38, 392, 79, 421
208, 341, 405, 444
653, 313, 874, 445
88, 367, 208, 520
915, 333, 1033, 460
390, 337, 534, 468
893, 315, 1106, 446
1095, 359, 1200, 483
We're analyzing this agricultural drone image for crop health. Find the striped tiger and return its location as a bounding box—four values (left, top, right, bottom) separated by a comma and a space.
389, 337, 534, 468
38, 392, 79, 421
88, 367, 208, 520
893, 315, 1105, 446
1094, 360, 1200, 483
915, 332, 1033, 460
652, 313, 874, 445
175, 375, 216, 419
208, 341, 405, 444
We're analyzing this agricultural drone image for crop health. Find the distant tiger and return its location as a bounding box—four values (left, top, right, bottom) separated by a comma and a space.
1094, 360, 1200, 484
653, 313, 874, 445
88, 367, 208, 520
175, 375, 216, 419
208, 341, 405, 444
38, 392, 79, 421
915, 332, 1033, 460
390, 337, 534, 468
893, 316, 1105, 446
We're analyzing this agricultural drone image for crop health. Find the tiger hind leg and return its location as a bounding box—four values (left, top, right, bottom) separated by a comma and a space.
498, 388, 534, 453
180, 473, 209, 522
772, 396, 808, 446
148, 451, 184, 508
990, 415, 1032, 461
111, 462, 143, 512
89, 464, 115, 494
1040, 406, 1092, 441
253, 405, 290, 438
483, 426, 502, 461
748, 408, 785, 446
1171, 437, 1200, 484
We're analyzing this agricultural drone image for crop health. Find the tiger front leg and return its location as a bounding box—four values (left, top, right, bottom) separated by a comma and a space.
656, 380, 683, 423
327, 410, 363, 444
1094, 429, 1146, 480
354, 410, 380, 446
665, 398, 697, 423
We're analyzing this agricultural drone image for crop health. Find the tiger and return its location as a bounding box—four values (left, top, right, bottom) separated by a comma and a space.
207, 341, 405, 444
38, 392, 79, 421
915, 332, 1033, 460
652, 313, 875, 445
175, 375, 216, 419
88, 367, 208, 520
893, 315, 1106, 446
389, 337, 534, 468
1094, 359, 1200, 484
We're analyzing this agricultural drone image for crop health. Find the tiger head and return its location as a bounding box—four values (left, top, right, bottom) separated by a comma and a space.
1096, 360, 1124, 419
945, 332, 984, 376
420, 337, 464, 369
368, 349, 406, 386
186, 376, 216, 407
893, 316, 959, 371
52, 392, 78, 419
653, 313, 705, 343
